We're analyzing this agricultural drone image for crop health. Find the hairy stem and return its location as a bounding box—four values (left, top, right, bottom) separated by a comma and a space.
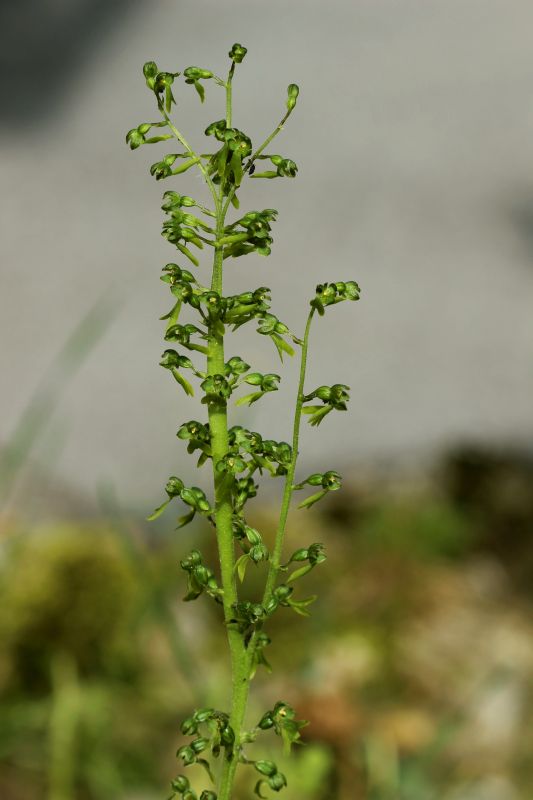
210, 77, 253, 800
246, 106, 295, 173
220, 308, 316, 798
209, 226, 247, 800
160, 107, 219, 205
226, 62, 235, 127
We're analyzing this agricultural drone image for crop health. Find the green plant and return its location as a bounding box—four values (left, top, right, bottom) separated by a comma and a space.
126, 44, 360, 800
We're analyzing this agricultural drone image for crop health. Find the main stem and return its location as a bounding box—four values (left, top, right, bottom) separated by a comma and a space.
208, 230, 249, 800
208, 78, 310, 800
210, 73, 253, 800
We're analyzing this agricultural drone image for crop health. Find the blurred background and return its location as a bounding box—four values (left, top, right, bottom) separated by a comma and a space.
1, 1, 533, 798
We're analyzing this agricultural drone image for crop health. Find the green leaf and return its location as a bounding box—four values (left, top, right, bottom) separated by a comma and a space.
170, 368, 195, 396
172, 157, 201, 175
302, 404, 323, 415
197, 452, 209, 468
303, 405, 332, 426
165, 86, 173, 113
217, 146, 227, 181
176, 242, 200, 266
250, 170, 278, 179
183, 573, 203, 601
270, 333, 294, 361
235, 391, 263, 407
160, 300, 182, 330
234, 554, 249, 583
146, 498, 171, 521
231, 149, 243, 187
176, 509, 196, 529
194, 80, 205, 102
145, 134, 173, 144
197, 758, 215, 783
297, 489, 327, 509
286, 563, 313, 584
288, 595, 317, 617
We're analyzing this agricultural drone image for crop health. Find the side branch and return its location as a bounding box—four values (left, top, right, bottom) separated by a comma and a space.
262, 307, 315, 604
160, 107, 220, 207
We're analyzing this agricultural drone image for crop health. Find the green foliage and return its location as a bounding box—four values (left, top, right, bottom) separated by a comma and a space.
127, 44, 359, 800
359, 498, 474, 561
0, 529, 136, 690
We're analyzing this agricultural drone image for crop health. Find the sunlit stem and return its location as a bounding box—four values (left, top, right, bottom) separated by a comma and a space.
246, 106, 295, 172
262, 308, 315, 603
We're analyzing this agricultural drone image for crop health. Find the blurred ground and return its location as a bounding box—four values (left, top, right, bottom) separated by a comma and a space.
1, 445, 532, 800
1, 0, 533, 506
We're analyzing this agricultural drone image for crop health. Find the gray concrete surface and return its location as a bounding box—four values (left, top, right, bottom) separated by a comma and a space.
1, 0, 533, 507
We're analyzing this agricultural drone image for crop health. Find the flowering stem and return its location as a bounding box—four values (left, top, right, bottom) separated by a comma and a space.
210, 79, 252, 800
262, 308, 315, 605
246, 106, 295, 173
128, 46, 359, 800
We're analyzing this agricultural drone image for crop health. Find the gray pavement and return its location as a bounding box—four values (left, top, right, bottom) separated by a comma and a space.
1, 0, 532, 507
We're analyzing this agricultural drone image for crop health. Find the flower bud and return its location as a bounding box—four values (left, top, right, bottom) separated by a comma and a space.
180, 717, 198, 735
308, 543, 326, 565
226, 356, 250, 375
165, 476, 184, 497
256, 631, 271, 649
191, 736, 209, 754
193, 707, 214, 723
150, 154, 178, 180
160, 349, 189, 370
205, 119, 227, 141
220, 725, 235, 746
194, 565, 210, 586
263, 597, 279, 615
344, 280, 361, 300
200, 792, 217, 800
268, 772, 287, 791
201, 374, 232, 401
183, 487, 211, 513
255, 760, 277, 777
180, 550, 203, 570
306, 473, 325, 487
126, 127, 145, 150
154, 71, 176, 93
244, 372, 263, 386
274, 584, 293, 602
322, 470, 342, 491
176, 745, 196, 765
277, 159, 298, 178
216, 454, 247, 475
184, 66, 213, 81
287, 83, 299, 111
258, 711, 274, 730
249, 543, 269, 563
251, 603, 265, 621
171, 775, 190, 793
143, 61, 158, 89
229, 43, 247, 63
289, 547, 309, 562
245, 526, 262, 546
